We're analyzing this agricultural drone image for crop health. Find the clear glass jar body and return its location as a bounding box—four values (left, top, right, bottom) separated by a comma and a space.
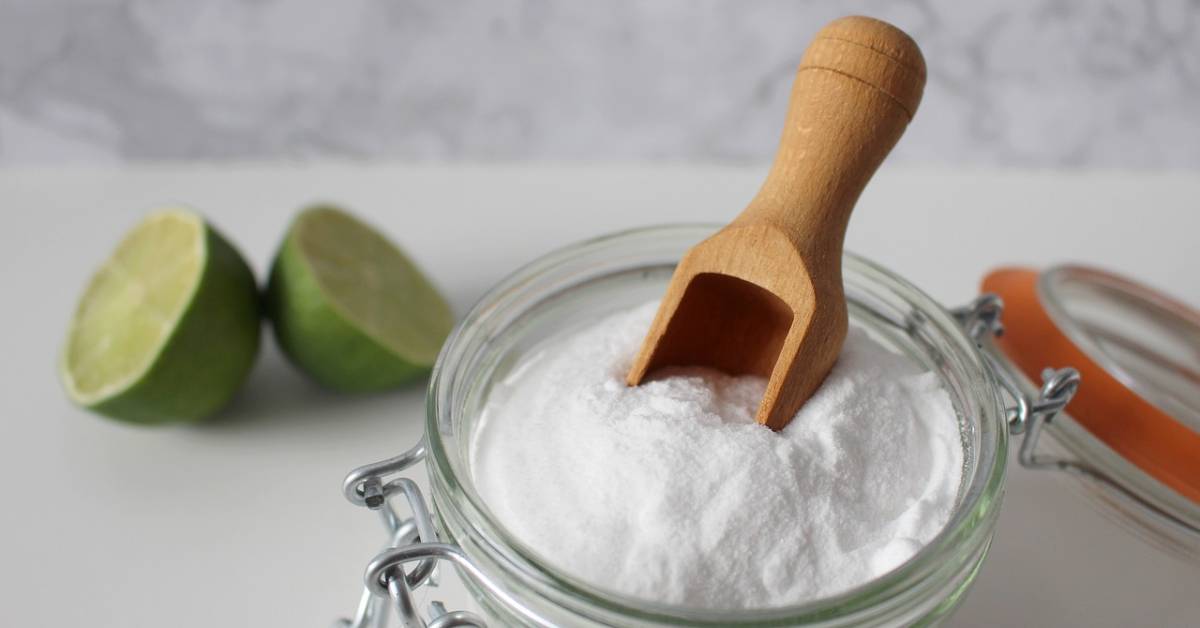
424, 226, 1010, 626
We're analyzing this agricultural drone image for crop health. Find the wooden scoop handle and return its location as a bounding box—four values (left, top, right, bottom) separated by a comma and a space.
734, 16, 926, 262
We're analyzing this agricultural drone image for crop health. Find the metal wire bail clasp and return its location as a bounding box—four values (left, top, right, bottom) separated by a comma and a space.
335, 440, 486, 628
952, 294, 1081, 448
951, 294, 1082, 455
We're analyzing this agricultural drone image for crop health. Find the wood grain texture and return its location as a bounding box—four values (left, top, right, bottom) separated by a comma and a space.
627, 16, 926, 430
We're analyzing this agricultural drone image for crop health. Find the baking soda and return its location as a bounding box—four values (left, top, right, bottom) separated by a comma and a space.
471, 302, 963, 609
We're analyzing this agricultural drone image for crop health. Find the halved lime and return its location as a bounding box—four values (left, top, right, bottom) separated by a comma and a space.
265, 206, 454, 391
60, 210, 261, 424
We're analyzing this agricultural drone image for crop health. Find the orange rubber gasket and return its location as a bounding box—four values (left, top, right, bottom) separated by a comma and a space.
982, 268, 1200, 505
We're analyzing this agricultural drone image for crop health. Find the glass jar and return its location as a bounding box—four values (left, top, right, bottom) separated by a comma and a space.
337, 226, 1198, 628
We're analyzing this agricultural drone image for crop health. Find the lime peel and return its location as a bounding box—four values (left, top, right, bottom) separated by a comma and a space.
60, 209, 261, 424
266, 206, 453, 392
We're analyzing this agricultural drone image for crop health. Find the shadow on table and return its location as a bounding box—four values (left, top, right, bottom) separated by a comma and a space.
192, 335, 429, 436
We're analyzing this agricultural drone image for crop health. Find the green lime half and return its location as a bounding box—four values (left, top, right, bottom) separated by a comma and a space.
265, 206, 454, 392
60, 210, 261, 424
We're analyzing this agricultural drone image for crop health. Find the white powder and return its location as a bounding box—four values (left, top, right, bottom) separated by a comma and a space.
471, 302, 963, 610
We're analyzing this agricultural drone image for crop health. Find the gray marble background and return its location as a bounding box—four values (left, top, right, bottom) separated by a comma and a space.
2, 0, 1198, 168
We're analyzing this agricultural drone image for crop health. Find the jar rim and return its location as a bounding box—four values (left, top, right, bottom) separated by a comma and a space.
425, 224, 1010, 625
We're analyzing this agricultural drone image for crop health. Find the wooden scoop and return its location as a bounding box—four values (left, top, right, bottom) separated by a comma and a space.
626, 16, 926, 431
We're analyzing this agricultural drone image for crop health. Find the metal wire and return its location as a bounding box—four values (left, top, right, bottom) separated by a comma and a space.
343, 440, 427, 508
427, 603, 486, 628
333, 438, 486, 628
365, 543, 549, 627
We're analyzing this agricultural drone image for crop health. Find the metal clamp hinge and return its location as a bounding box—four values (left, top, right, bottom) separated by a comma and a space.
334, 441, 487, 628
951, 294, 1081, 449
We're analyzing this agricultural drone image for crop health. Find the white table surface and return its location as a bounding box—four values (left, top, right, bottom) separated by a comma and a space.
2, 164, 1198, 627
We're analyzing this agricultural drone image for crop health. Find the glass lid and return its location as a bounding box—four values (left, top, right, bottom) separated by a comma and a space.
1040, 266, 1200, 435
983, 265, 1200, 510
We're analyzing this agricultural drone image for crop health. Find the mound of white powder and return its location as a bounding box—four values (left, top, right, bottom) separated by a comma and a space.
471, 302, 963, 609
